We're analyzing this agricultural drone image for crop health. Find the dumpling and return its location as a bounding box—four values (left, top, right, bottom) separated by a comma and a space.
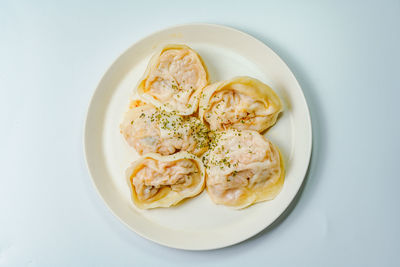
137, 44, 209, 115
120, 100, 210, 156
199, 76, 282, 132
203, 129, 284, 209
126, 152, 206, 209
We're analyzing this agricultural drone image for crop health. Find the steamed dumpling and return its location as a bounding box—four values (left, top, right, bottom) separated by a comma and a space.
203, 129, 284, 209
199, 76, 282, 132
120, 100, 209, 156
137, 44, 209, 115
126, 152, 205, 209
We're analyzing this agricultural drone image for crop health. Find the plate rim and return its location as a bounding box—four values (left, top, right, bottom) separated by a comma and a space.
83, 23, 312, 250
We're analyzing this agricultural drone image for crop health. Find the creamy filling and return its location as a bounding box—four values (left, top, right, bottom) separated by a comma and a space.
121, 105, 210, 156
204, 89, 274, 131
132, 158, 199, 201
204, 130, 280, 204
145, 48, 207, 113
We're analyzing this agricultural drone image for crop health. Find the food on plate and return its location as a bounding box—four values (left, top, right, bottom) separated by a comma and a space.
199, 76, 282, 132
122, 44, 286, 210
120, 100, 210, 156
137, 44, 209, 115
126, 152, 205, 209
203, 129, 284, 208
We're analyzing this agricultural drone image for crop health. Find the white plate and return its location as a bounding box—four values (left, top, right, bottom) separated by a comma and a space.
84, 24, 312, 250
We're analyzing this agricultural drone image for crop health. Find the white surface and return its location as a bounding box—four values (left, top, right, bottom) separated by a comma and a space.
1, 0, 399, 266
84, 24, 311, 249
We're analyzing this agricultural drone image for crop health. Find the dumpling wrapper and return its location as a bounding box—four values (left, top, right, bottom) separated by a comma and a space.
203, 129, 284, 209
137, 44, 209, 115
120, 100, 210, 156
126, 152, 205, 209
199, 76, 282, 132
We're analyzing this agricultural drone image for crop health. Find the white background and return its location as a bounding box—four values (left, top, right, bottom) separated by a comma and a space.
1, 1, 399, 266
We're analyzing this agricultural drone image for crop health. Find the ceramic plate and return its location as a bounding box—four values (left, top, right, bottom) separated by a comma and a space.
84, 24, 312, 250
